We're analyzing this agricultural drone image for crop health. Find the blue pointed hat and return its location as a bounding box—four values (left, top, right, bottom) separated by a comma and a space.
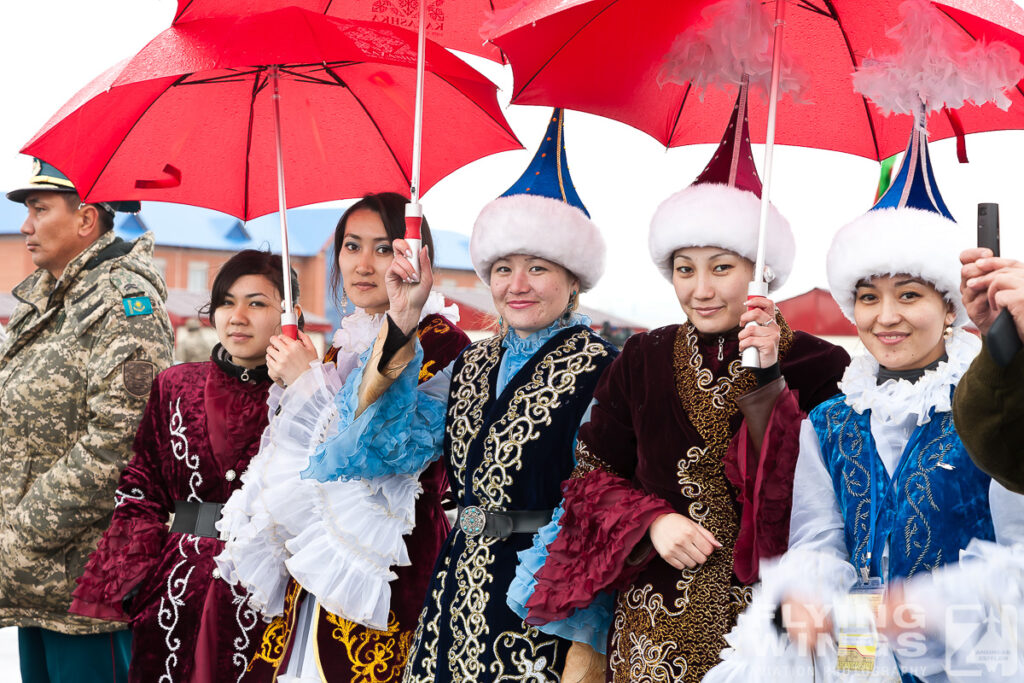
499, 109, 590, 217
471, 109, 605, 290
872, 124, 954, 220
827, 120, 966, 325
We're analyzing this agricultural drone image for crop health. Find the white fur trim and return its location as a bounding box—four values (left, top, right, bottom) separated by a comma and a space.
826, 207, 968, 324
470, 194, 606, 291
648, 183, 794, 291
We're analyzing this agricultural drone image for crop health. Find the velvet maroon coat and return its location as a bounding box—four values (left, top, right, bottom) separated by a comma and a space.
71, 357, 272, 683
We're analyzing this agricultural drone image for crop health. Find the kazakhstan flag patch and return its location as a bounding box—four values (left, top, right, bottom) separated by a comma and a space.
123, 296, 153, 317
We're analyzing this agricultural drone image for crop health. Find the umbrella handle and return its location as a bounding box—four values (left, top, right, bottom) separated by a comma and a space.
405, 202, 423, 280
741, 281, 770, 369
281, 311, 298, 340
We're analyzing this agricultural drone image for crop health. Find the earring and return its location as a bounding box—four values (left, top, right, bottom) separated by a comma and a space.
943, 325, 953, 340
565, 291, 578, 315
340, 289, 349, 313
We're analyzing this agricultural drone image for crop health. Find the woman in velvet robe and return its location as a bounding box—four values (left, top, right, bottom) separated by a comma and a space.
513, 95, 850, 683
214, 193, 469, 683
69, 250, 303, 683
704, 130, 1024, 683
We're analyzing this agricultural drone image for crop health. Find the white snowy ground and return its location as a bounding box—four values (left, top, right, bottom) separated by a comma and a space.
0, 627, 18, 679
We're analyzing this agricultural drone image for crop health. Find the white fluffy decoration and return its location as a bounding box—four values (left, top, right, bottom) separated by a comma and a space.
658, 0, 804, 100
852, 0, 1024, 115
470, 194, 606, 291
648, 183, 795, 291
839, 326, 980, 426
826, 207, 968, 324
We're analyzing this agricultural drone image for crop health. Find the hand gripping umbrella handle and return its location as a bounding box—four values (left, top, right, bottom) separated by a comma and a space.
281, 311, 298, 340
405, 202, 423, 280
741, 281, 769, 369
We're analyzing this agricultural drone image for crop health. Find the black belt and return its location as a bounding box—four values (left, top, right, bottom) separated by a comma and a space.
169, 501, 223, 538
456, 506, 553, 540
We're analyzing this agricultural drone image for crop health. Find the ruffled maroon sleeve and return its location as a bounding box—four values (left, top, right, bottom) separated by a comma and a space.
524, 465, 674, 624
723, 385, 804, 585
70, 377, 173, 621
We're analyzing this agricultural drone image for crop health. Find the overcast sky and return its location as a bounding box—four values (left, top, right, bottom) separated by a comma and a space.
4, 0, 1024, 328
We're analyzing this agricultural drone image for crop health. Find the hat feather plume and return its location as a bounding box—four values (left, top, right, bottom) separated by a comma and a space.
658, 0, 804, 100
853, 0, 1024, 115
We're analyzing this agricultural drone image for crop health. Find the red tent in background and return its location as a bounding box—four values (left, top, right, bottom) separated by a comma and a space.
777, 288, 856, 337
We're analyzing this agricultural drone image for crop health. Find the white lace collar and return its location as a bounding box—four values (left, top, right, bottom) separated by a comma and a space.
329, 291, 460, 355
839, 327, 981, 426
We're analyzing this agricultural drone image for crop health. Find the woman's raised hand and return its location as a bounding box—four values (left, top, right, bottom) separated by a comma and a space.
267, 330, 319, 387
649, 512, 721, 570
386, 239, 433, 336
739, 296, 781, 368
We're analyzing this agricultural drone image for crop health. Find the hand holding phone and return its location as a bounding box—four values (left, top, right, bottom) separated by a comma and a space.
977, 203, 1023, 366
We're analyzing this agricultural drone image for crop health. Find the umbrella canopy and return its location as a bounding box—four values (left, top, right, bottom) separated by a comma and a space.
23, 7, 521, 220
173, 0, 523, 62
488, 0, 1024, 160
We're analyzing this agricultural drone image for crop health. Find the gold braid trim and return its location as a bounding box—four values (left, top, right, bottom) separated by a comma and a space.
607, 315, 794, 683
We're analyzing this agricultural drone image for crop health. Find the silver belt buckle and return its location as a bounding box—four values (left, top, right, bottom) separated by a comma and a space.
459, 506, 487, 537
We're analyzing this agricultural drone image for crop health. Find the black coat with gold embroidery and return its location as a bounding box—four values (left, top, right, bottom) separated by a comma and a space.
403, 325, 618, 683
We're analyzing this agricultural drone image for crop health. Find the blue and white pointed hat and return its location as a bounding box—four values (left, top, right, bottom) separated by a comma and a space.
827, 120, 967, 324
471, 110, 605, 290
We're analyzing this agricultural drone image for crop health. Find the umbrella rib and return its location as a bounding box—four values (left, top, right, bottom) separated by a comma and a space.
822, 0, 881, 160
936, 7, 1024, 101
512, 0, 620, 100
322, 65, 411, 187
793, 0, 833, 19
82, 74, 189, 200
433, 72, 523, 145
242, 68, 266, 221
665, 83, 693, 148
174, 0, 194, 22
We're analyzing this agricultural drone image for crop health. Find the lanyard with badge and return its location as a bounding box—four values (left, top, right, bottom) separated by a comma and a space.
835, 427, 925, 675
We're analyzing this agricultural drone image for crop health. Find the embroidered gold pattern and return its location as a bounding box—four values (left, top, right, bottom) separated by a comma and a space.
248, 580, 302, 673
404, 547, 451, 683
409, 330, 606, 681
489, 627, 563, 682
322, 609, 412, 683
609, 319, 793, 683
446, 535, 498, 680
472, 331, 611, 507
446, 337, 503, 501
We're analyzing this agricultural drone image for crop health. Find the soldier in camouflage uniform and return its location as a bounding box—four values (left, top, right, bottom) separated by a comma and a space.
0, 159, 173, 683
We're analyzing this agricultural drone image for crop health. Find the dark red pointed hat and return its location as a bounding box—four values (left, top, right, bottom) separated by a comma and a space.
649, 80, 795, 290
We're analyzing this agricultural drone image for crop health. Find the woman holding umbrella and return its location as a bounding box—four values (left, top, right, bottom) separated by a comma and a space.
703, 124, 1024, 683
214, 193, 469, 683
300, 112, 619, 682
68, 249, 301, 683
512, 90, 850, 683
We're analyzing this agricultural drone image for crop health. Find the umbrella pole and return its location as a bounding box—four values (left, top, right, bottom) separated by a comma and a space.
742, 0, 787, 369
404, 0, 428, 280
271, 65, 299, 339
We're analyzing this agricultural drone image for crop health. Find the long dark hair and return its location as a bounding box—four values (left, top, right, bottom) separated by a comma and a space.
329, 192, 435, 308
201, 250, 304, 330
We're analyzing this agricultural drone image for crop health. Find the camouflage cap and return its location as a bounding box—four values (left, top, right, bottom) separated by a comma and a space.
7, 158, 141, 214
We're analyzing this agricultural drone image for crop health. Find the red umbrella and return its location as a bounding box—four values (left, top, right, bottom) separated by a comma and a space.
25, 7, 520, 335
170, 0, 525, 277
173, 0, 523, 62
487, 0, 1024, 161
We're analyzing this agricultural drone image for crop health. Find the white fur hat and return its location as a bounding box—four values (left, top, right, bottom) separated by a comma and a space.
648, 183, 795, 291
827, 207, 967, 325
470, 194, 606, 291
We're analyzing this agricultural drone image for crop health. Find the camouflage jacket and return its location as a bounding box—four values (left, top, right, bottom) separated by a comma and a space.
0, 230, 173, 634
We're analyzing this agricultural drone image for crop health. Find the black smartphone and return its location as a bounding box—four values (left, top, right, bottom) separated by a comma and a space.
977, 203, 1022, 365
978, 202, 1000, 256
